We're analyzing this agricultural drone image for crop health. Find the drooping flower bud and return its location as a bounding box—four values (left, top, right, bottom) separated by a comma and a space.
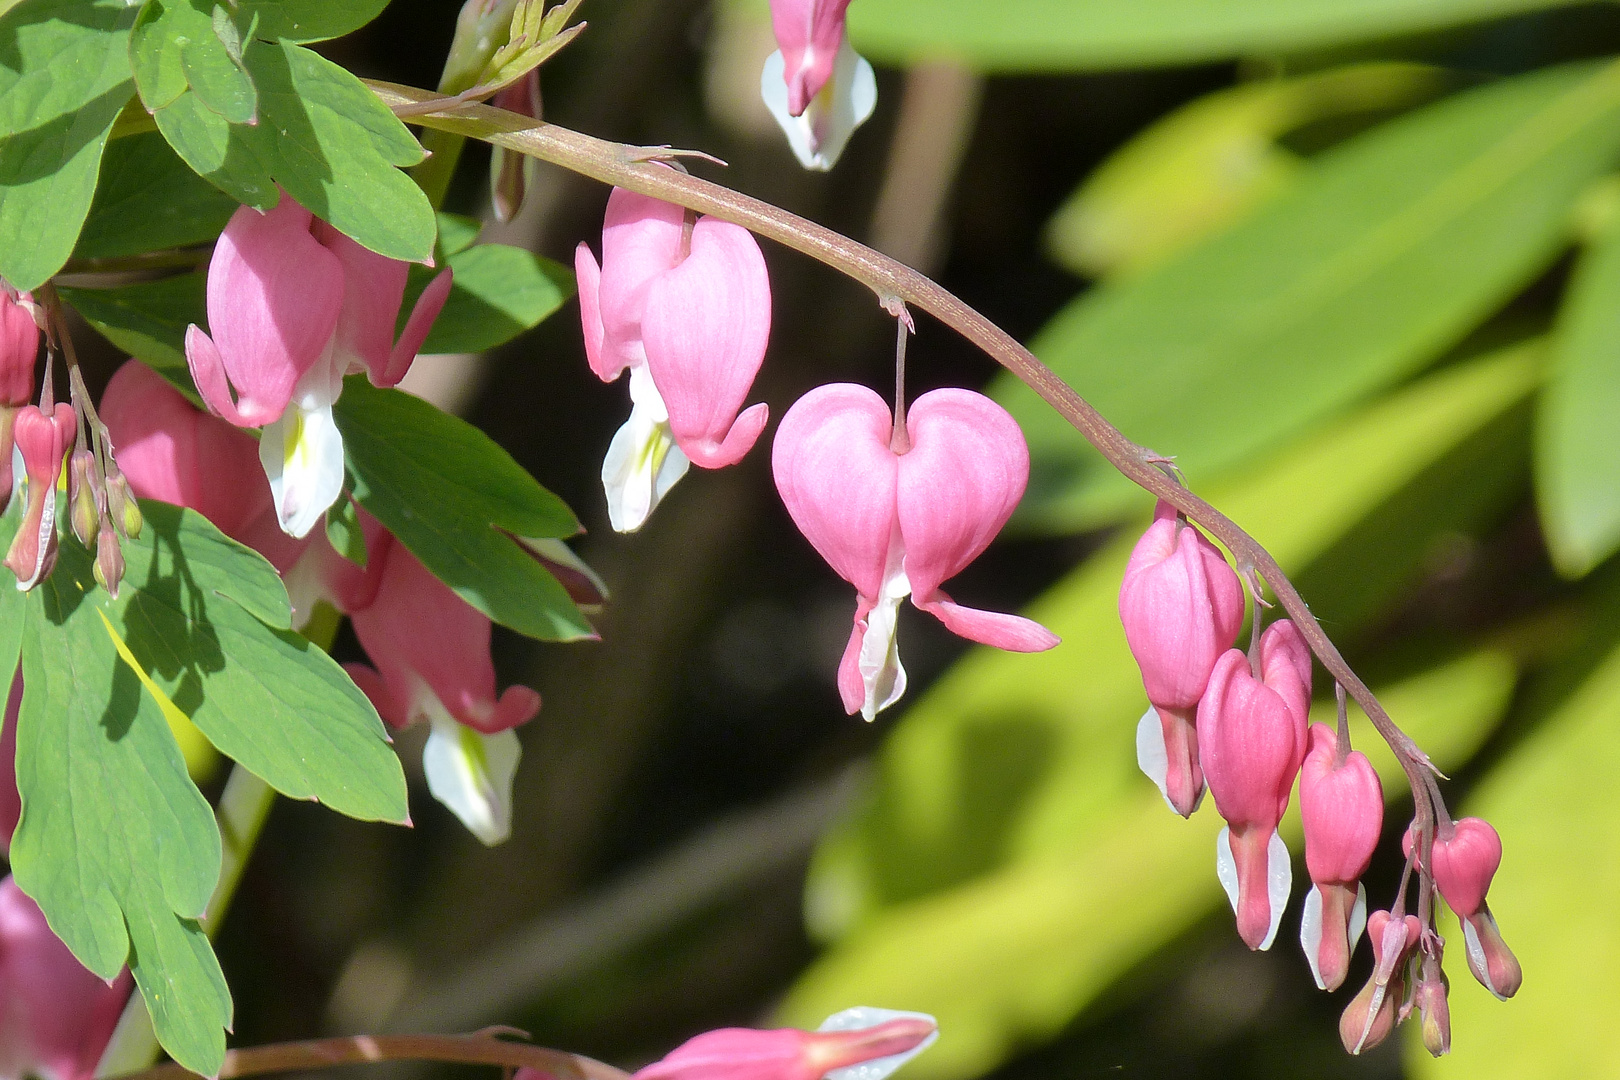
1340, 909, 1421, 1054
577, 188, 771, 531
4, 403, 76, 590
1410, 817, 1522, 1000
1197, 620, 1311, 950
0, 288, 40, 514
774, 384, 1058, 719
1298, 722, 1382, 991
491, 70, 540, 222
1413, 964, 1451, 1057
0, 876, 134, 1080
104, 469, 141, 540
66, 449, 102, 550
1119, 501, 1244, 817
93, 528, 124, 600
634, 1008, 937, 1080
760, 0, 876, 170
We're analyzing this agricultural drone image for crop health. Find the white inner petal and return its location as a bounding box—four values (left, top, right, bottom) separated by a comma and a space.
1134, 704, 1179, 814
857, 533, 911, 721
1300, 884, 1327, 989
422, 716, 522, 847
819, 1007, 939, 1080
760, 39, 877, 171
261, 396, 346, 540
601, 364, 689, 533
1349, 882, 1368, 952
1215, 826, 1240, 915
1261, 828, 1292, 951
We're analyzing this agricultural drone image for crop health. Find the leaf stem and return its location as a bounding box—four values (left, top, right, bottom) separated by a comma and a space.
119, 1033, 630, 1080
364, 77, 1443, 879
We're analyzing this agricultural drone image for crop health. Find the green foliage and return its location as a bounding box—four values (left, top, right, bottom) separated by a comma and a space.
334, 378, 596, 642
1001, 62, 1620, 531
1537, 213, 1620, 576
834, 0, 1584, 71
408, 243, 573, 354
1, 500, 407, 1073
75, 132, 238, 260
60, 274, 203, 384
235, 0, 391, 44
152, 39, 435, 263
1409, 583, 1620, 1076
130, 1, 257, 123
0, 0, 138, 289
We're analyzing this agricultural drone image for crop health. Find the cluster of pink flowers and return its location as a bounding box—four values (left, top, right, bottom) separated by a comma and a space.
577, 187, 1058, 718
1119, 501, 1520, 1053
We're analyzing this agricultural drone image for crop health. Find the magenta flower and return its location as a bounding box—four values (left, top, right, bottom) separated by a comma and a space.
1197, 619, 1311, 950
1298, 722, 1382, 991
0, 877, 133, 1080
1119, 501, 1244, 817
761, 0, 876, 170
340, 519, 541, 845
185, 191, 452, 539
633, 1008, 937, 1080
4, 402, 75, 590
1415, 817, 1522, 1000
773, 383, 1059, 719
0, 288, 39, 514
576, 188, 771, 531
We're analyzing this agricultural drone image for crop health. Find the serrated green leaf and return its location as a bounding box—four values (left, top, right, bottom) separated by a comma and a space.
60, 274, 204, 389
818, 0, 1587, 71
1407, 585, 1620, 1078
1001, 61, 1620, 532
75, 132, 237, 260
1537, 216, 1620, 577
406, 244, 572, 354
334, 378, 595, 642
154, 39, 434, 262
237, 0, 389, 44
781, 651, 1517, 1080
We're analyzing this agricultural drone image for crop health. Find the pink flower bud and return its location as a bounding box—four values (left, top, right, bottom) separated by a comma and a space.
635, 1009, 937, 1080
1409, 817, 1522, 1000
491, 71, 540, 223
1197, 621, 1311, 950
768, 0, 853, 117
773, 384, 1058, 719
66, 449, 101, 550
0, 288, 39, 408
1339, 908, 1421, 1055
1119, 502, 1243, 816
93, 529, 124, 600
0, 669, 19, 858
1414, 967, 1451, 1057
0, 876, 134, 1080
1298, 722, 1382, 990
4, 403, 76, 589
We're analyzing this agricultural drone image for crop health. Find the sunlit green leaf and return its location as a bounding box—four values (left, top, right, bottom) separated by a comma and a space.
75, 132, 237, 260
237, 0, 389, 44
406, 244, 573, 355
1002, 61, 1620, 531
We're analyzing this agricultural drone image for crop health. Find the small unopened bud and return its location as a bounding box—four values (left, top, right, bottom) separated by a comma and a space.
94, 527, 124, 599
491, 70, 540, 222
633, 1009, 937, 1080
1414, 969, 1451, 1057
105, 471, 141, 539
4, 403, 75, 589
1340, 910, 1421, 1055
67, 450, 102, 549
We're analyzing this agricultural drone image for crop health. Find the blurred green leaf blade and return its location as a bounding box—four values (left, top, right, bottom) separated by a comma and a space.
75, 132, 237, 260
406, 244, 573, 354
236, 0, 389, 44
1004, 61, 1620, 531
61, 274, 204, 387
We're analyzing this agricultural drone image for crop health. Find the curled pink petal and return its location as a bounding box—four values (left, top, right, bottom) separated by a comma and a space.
772, 383, 897, 600
381, 267, 454, 388
918, 596, 1059, 652
895, 388, 1030, 604
836, 597, 875, 715
770, 0, 854, 116
344, 661, 408, 730
575, 241, 609, 380
642, 217, 772, 469
313, 220, 410, 380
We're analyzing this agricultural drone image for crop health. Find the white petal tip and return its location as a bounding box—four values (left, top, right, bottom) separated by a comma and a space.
1259, 829, 1291, 951
819, 1008, 939, 1080
1300, 884, 1327, 990
422, 722, 521, 846
1215, 826, 1240, 915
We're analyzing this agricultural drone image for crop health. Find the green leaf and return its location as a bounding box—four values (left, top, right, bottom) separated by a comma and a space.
1407, 586, 1620, 1078
75, 132, 238, 260
130, 0, 194, 112
1001, 61, 1620, 532
7, 548, 230, 1073
117, 502, 408, 823
326, 489, 368, 567
435, 212, 483, 257
334, 378, 595, 642
827, 0, 1587, 71
153, 39, 434, 263
1537, 216, 1620, 577
407, 244, 573, 354
60, 274, 204, 387
0, 0, 138, 135
236, 0, 389, 44
781, 651, 1517, 1080
804, 349, 1536, 949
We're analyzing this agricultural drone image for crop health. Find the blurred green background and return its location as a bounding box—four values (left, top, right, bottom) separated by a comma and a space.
69, 1, 1620, 1077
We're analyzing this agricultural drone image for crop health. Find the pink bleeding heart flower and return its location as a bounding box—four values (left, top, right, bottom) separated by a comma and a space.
0, 877, 134, 1080
1298, 722, 1382, 991
0, 287, 39, 514
761, 0, 876, 170
576, 189, 770, 532
1119, 501, 1244, 817
1339, 908, 1422, 1055
1197, 619, 1311, 950
4, 403, 75, 590
340, 520, 541, 845
773, 383, 1059, 720
1406, 817, 1522, 1000
100, 360, 309, 576
185, 190, 451, 540
633, 1007, 937, 1080
0, 668, 18, 858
